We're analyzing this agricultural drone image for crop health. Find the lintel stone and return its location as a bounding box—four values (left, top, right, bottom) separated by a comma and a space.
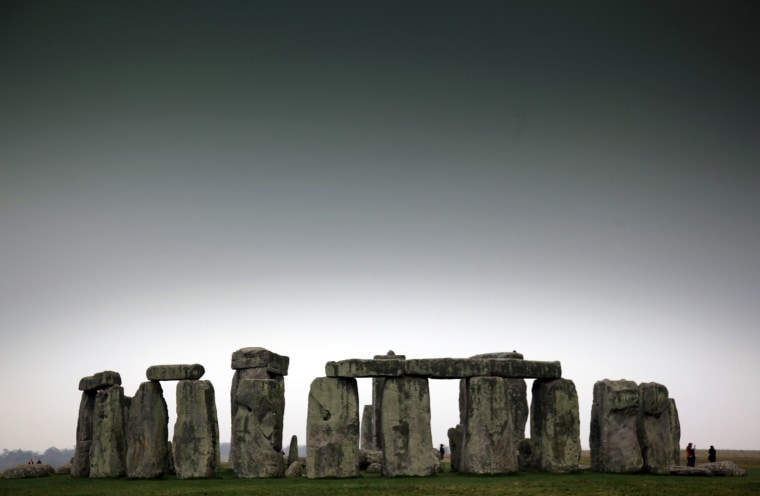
325, 359, 405, 378
405, 358, 490, 378
231, 347, 289, 375
489, 359, 562, 379
146, 363, 205, 381
78, 370, 122, 391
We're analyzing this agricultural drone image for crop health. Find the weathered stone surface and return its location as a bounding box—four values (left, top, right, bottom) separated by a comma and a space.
590, 379, 643, 473
71, 391, 96, 477
229, 368, 284, 467
231, 347, 289, 374
460, 376, 526, 466
78, 370, 122, 391
404, 358, 490, 378
370, 351, 403, 451
232, 378, 285, 478
89, 385, 129, 478
696, 461, 747, 476
361, 404, 374, 450
668, 398, 681, 465
287, 434, 299, 467
669, 461, 747, 476
488, 359, 561, 379
326, 355, 557, 379
306, 377, 360, 479
2, 463, 55, 479
325, 358, 405, 378
371, 375, 386, 452
447, 425, 463, 472
530, 378, 581, 473
285, 460, 303, 478
146, 364, 205, 381
431, 448, 443, 473
380, 376, 438, 477
165, 441, 175, 474
637, 382, 672, 474
366, 462, 382, 473
126, 381, 168, 478
669, 465, 713, 476
460, 376, 517, 474
173, 380, 220, 479
506, 379, 529, 443
471, 351, 524, 360
518, 438, 535, 471
359, 449, 383, 469
56, 464, 71, 475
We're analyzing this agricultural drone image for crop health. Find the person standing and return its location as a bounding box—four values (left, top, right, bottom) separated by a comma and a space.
439, 444, 445, 461
686, 442, 696, 467
708, 445, 716, 463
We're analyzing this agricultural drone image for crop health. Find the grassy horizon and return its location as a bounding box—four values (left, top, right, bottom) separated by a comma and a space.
2, 457, 760, 496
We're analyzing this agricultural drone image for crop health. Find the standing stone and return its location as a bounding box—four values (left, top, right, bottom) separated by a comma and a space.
380, 376, 438, 477
232, 378, 285, 478
637, 382, 672, 474
126, 381, 168, 478
361, 404, 374, 450
668, 398, 681, 465
287, 434, 300, 467
71, 391, 96, 477
173, 380, 220, 479
447, 425, 463, 472
89, 385, 129, 478
372, 351, 404, 451
530, 378, 581, 473
590, 379, 643, 473
460, 376, 517, 474
465, 353, 528, 445
506, 379, 529, 444
459, 377, 527, 454
229, 348, 288, 467
306, 377, 360, 479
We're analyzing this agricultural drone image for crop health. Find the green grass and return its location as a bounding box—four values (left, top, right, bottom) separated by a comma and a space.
2, 466, 760, 496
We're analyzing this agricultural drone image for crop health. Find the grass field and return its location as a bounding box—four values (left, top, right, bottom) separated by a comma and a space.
2, 450, 759, 496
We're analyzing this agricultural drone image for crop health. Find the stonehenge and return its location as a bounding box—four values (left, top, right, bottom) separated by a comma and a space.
72, 348, 687, 480
229, 347, 288, 478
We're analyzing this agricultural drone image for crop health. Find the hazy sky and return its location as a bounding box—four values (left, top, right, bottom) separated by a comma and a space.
1, 1, 759, 454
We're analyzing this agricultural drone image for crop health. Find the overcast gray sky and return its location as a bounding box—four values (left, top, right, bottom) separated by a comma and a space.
1, 1, 759, 454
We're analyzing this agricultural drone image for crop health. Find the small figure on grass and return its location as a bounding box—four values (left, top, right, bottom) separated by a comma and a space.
708, 445, 717, 463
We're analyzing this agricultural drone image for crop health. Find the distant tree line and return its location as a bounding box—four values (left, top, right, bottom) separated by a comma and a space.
0, 442, 307, 471
0, 447, 74, 471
